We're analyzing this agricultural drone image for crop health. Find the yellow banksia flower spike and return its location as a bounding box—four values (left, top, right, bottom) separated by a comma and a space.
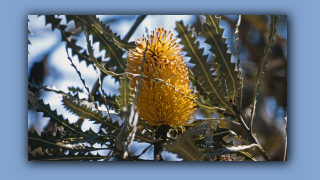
126, 27, 197, 126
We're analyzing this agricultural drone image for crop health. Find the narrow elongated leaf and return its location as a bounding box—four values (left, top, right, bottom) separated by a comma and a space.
29, 151, 104, 161
203, 15, 224, 35
81, 16, 127, 76
68, 86, 83, 94
35, 99, 88, 138
28, 131, 59, 152
79, 15, 136, 51
115, 74, 133, 111
175, 21, 235, 115
234, 15, 244, 109
42, 15, 93, 66
62, 96, 120, 132
237, 151, 257, 161
83, 21, 121, 77
202, 16, 240, 103
250, 15, 279, 130
66, 15, 127, 82
29, 81, 77, 98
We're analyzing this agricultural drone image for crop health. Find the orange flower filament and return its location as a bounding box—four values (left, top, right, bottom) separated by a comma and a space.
126, 27, 197, 126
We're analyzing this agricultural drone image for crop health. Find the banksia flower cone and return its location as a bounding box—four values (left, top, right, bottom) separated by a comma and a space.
126, 27, 197, 126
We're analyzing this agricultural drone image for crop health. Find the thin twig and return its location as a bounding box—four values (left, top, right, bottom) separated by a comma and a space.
136, 144, 152, 158
232, 103, 271, 161
284, 108, 287, 161
124, 15, 147, 40
94, 63, 111, 119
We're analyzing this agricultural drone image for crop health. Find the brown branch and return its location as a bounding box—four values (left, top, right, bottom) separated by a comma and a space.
124, 15, 147, 40
232, 103, 271, 161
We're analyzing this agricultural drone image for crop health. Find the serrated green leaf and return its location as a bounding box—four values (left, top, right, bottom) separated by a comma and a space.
202, 17, 240, 103
175, 21, 235, 115
68, 86, 83, 94
44, 15, 62, 31
80, 16, 126, 80
28, 28, 32, 45
204, 15, 224, 35
29, 151, 105, 161
250, 15, 279, 130
29, 81, 78, 99
35, 99, 88, 138
79, 15, 136, 51
115, 75, 133, 111
164, 134, 204, 161
65, 47, 100, 110
83, 21, 121, 77
28, 131, 58, 152
62, 96, 120, 132
188, 69, 210, 102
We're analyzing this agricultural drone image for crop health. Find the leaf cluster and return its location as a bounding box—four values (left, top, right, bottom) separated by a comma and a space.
28, 15, 280, 161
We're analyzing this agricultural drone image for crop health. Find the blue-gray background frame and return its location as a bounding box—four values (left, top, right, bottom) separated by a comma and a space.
1, 0, 318, 179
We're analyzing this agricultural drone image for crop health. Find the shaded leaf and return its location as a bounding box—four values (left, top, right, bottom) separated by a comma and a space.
79, 15, 136, 51
62, 96, 120, 133
175, 21, 235, 115
202, 16, 240, 103
237, 151, 257, 161
164, 134, 204, 161
35, 99, 87, 138
250, 15, 279, 129
115, 74, 133, 112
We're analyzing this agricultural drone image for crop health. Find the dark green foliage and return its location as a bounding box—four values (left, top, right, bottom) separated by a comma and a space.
28, 130, 60, 152
44, 15, 130, 83
80, 15, 127, 79
29, 151, 104, 161
202, 16, 240, 103
237, 151, 257, 161
203, 15, 224, 35
32, 99, 112, 148
93, 91, 116, 109
28, 15, 283, 161
115, 75, 133, 112
68, 86, 83, 94
164, 134, 205, 161
36, 99, 88, 138
175, 21, 234, 114
79, 15, 136, 51
250, 15, 279, 129
62, 96, 120, 133
29, 81, 78, 99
